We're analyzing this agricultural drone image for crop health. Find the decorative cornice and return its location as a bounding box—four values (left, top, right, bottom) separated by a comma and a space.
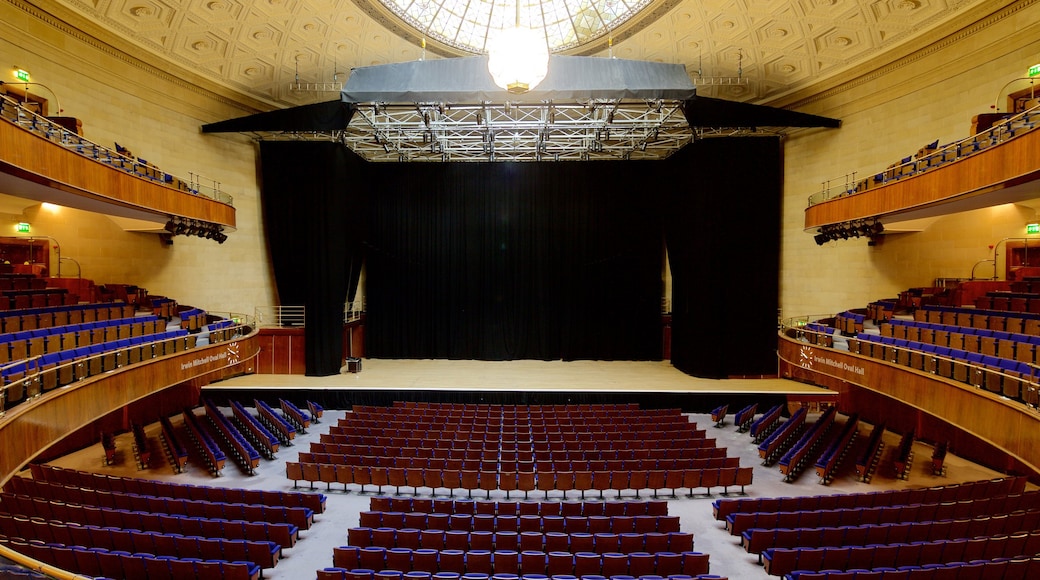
770, 0, 1037, 112
8, 0, 277, 115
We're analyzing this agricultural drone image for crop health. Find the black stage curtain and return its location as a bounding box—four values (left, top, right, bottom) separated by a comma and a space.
259, 141, 365, 376
363, 161, 664, 360
665, 137, 782, 378
259, 139, 780, 375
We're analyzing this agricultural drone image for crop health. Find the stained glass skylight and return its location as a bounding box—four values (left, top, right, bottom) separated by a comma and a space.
380, 0, 654, 54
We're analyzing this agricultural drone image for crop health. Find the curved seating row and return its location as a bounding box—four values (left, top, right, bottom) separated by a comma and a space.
711, 477, 1025, 521
286, 463, 752, 498
850, 333, 1038, 405
915, 304, 1040, 335
354, 513, 682, 534
783, 557, 1039, 579
0, 535, 261, 580
0, 314, 161, 362
339, 419, 698, 438
0, 512, 280, 570
0, 491, 298, 547
5, 475, 315, 531
369, 497, 669, 517
3, 329, 192, 406
725, 491, 1040, 538
318, 436, 723, 461
304, 447, 735, 471
741, 507, 1040, 557
762, 530, 1040, 577
0, 301, 131, 335
347, 527, 694, 554
29, 462, 326, 514
329, 545, 711, 578
318, 571, 726, 580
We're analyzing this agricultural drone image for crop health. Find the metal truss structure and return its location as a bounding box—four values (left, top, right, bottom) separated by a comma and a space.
337, 98, 692, 162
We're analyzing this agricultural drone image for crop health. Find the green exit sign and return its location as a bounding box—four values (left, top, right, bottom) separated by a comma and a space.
15, 222, 30, 234
1028, 223, 1040, 234
1030, 64, 1040, 77
13, 68, 29, 82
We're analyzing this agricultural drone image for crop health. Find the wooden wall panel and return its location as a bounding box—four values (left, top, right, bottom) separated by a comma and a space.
0, 332, 259, 485
805, 129, 1040, 228
778, 331, 1040, 480
257, 327, 305, 375
0, 120, 235, 226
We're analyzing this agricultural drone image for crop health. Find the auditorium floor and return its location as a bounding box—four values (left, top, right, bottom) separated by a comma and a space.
41, 406, 1011, 580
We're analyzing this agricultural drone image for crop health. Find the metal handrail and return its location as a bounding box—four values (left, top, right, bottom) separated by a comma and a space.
807, 104, 1040, 206
0, 92, 232, 206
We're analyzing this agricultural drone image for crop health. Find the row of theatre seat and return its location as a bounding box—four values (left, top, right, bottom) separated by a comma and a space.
742, 507, 1040, 559
0, 463, 329, 578
286, 462, 753, 498
317, 571, 728, 580
318, 434, 723, 460
0, 314, 164, 362
849, 333, 1038, 406
318, 495, 712, 580
328, 545, 711, 578
763, 530, 1040, 577
303, 447, 733, 471
354, 512, 682, 535
347, 527, 692, 553
0, 537, 262, 580
0, 301, 134, 334
708, 477, 1031, 577
1, 329, 192, 405
879, 317, 1040, 363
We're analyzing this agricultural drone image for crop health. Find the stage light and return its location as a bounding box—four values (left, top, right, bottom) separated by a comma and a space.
814, 233, 828, 246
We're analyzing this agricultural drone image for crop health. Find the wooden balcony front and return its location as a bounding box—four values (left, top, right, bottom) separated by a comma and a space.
0, 113, 235, 228
805, 120, 1040, 229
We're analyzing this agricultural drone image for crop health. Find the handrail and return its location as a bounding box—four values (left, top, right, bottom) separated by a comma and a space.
0, 92, 232, 206
778, 317, 1040, 411
0, 315, 253, 416
253, 301, 366, 327
807, 104, 1040, 206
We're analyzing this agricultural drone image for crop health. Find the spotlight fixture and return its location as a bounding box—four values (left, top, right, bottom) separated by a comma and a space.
813, 218, 884, 246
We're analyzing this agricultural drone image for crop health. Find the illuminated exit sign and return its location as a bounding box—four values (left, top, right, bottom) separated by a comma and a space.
1030, 64, 1040, 77
1028, 223, 1040, 234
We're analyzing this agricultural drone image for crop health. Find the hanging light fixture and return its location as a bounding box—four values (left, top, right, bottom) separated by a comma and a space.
486, 0, 549, 94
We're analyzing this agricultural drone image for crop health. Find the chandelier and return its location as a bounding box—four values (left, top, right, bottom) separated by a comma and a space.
486, 0, 549, 94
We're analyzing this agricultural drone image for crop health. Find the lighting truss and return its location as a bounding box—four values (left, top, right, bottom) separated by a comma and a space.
339, 99, 692, 162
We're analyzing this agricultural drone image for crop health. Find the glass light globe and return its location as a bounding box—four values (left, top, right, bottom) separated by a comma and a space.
487, 26, 549, 94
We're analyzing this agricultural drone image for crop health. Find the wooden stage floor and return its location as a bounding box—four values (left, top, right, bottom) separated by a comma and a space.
210, 359, 834, 395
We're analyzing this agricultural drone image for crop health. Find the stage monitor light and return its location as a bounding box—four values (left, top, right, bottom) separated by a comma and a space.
1027, 223, 1040, 234
15, 222, 30, 234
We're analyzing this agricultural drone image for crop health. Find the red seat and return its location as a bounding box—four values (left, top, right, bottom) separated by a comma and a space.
467, 550, 493, 574
547, 551, 574, 576
574, 552, 602, 576
601, 552, 628, 577
519, 550, 546, 575
492, 550, 519, 575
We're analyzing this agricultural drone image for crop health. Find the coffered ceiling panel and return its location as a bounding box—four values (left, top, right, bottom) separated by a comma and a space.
50, 0, 991, 107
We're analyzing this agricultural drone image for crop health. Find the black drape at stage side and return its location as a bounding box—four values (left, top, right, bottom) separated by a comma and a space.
259, 141, 364, 376
665, 137, 782, 379
363, 161, 663, 361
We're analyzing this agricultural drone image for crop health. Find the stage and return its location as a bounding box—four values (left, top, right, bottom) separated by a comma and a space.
205, 359, 836, 411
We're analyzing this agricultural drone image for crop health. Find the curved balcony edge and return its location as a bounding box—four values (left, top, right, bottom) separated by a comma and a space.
777, 328, 1040, 482
0, 329, 260, 486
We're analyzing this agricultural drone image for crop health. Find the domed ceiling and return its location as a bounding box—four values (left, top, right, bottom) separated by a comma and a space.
47, 0, 990, 108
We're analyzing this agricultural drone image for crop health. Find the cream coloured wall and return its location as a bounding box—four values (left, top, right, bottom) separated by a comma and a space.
779, 1, 1040, 318
0, 2, 275, 315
